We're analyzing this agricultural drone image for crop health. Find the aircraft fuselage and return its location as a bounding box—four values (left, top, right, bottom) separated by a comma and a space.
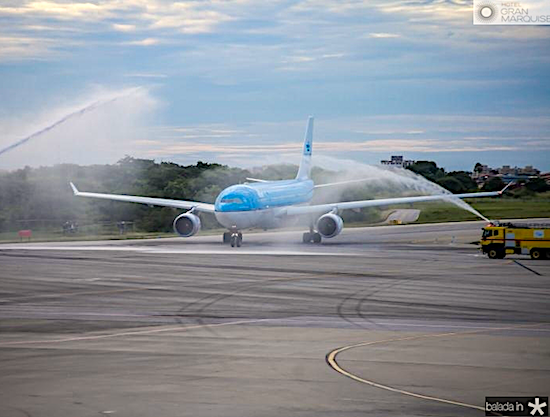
214, 179, 314, 230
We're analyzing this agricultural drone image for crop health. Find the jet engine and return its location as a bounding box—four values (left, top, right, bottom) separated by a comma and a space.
173, 213, 201, 237
316, 213, 343, 238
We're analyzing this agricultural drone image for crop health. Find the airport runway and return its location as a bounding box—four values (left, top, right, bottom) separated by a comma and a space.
1, 220, 549, 417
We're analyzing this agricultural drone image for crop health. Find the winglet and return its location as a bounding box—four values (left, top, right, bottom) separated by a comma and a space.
69, 182, 79, 195
498, 181, 514, 195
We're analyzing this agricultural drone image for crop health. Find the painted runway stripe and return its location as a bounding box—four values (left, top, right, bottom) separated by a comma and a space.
0, 246, 354, 256
326, 322, 548, 414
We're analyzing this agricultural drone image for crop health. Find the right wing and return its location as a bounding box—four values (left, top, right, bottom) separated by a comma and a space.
284, 189, 505, 217
70, 183, 215, 213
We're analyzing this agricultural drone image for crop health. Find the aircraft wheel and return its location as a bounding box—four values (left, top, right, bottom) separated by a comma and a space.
312, 232, 322, 244
230, 235, 236, 247
302, 232, 311, 243
223, 232, 231, 244
236, 234, 242, 247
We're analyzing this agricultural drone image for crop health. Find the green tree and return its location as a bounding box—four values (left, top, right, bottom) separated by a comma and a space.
437, 171, 478, 193
437, 176, 466, 193
482, 176, 505, 192
525, 178, 550, 193
407, 161, 445, 181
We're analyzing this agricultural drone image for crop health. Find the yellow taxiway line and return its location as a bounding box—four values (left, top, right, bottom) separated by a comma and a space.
326, 323, 548, 414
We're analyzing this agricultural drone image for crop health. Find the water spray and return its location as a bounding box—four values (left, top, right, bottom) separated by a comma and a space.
0, 87, 143, 158
313, 156, 491, 222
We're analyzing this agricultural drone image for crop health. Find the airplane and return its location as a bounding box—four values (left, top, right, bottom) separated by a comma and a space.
70, 117, 509, 247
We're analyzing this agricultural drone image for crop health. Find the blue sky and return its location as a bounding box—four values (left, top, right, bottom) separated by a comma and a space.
0, 0, 549, 172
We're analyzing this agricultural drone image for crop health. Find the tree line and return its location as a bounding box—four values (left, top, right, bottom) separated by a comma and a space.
0, 157, 546, 234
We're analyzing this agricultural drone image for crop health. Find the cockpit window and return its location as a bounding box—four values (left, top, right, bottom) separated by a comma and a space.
221, 197, 244, 204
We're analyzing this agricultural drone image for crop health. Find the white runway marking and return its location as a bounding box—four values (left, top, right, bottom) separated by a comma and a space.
0, 245, 354, 256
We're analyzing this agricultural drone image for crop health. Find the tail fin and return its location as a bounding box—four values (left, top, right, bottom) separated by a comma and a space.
296, 116, 314, 180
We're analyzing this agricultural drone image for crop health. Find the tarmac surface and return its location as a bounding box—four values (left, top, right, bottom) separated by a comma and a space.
1, 220, 549, 417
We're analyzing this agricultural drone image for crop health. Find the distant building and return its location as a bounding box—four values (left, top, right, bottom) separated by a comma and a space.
472, 163, 541, 186
497, 165, 540, 176
380, 155, 415, 168
473, 164, 491, 175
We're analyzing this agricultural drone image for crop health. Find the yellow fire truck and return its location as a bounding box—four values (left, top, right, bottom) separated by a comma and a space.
481, 222, 550, 260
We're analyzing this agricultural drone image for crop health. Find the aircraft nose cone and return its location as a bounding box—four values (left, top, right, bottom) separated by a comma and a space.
215, 185, 260, 212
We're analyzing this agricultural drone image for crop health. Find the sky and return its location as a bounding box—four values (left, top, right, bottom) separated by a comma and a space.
0, 0, 549, 172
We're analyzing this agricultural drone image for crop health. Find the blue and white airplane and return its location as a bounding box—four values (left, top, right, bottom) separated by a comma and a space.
70, 117, 506, 247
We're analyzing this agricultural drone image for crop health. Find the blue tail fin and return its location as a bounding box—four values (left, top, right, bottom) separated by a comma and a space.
296, 116, 313, 180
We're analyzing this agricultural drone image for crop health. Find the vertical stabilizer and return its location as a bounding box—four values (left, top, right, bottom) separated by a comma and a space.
296, 116, 314, 180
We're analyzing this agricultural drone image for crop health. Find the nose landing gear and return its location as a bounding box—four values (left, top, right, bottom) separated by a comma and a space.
230, 233, 242, 247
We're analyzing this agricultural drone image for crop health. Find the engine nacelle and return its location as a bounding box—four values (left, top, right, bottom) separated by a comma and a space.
316, 213, 344, 238
173, 213, 201, 237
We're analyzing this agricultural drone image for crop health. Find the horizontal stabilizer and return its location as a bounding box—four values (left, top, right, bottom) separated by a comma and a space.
245, 177, 269, 183
314, 178, 376, 189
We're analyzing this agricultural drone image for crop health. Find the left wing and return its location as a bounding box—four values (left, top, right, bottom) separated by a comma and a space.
284, 189, 503, 217
70, 183, 215, 213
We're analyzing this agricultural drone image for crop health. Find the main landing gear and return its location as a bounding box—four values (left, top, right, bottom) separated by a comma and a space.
302, 231, 322, 244
223, 230, 242, 247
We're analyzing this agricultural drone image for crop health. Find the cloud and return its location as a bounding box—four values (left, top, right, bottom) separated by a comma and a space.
0, 1, 115, 20
138, 138, 523, 158
126, 38, 161, 46
112, 23, 137, 32
124, 72, 167, 78
148, 9, 233, 34
127, 114, 550, 167
0, 0, 236, 61
0, 1, 234, 32
0, 35, 56, 61
368, 33, 400, 38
